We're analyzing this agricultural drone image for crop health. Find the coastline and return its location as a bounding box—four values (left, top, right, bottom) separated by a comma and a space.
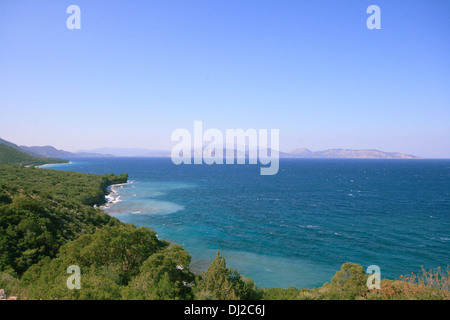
36, 161, 72, 168
99, 181, 132, 210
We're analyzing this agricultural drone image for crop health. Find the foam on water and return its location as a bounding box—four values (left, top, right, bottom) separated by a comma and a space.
102, 181, 187, 216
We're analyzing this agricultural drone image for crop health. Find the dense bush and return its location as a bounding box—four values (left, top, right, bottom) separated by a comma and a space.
194, 251, 262, 300
366, 266, 450, 300
122, 244, 196, 300
21, 224, 180, 299
0, 165, 126, 275
322, 262, 369, 299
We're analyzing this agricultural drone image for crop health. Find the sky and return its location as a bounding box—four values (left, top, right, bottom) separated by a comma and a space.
0, 0, 449, 157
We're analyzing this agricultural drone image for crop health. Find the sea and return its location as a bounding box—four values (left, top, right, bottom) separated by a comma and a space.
42, 158, 450, 289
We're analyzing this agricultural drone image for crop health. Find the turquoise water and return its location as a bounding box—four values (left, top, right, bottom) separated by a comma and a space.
44, 158, 450, 289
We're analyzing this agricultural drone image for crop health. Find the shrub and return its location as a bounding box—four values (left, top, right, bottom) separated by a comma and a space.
322, 262, 368, 300
195, 251, 262, 300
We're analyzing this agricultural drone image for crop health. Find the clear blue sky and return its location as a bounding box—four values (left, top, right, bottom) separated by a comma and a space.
1, 0, 449, 157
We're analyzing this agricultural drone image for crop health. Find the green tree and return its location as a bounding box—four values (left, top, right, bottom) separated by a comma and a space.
55, 224, 165, 285
122, 244, 195, 300
0, 189, 11, 204
322, 262, 368, 300
21, 224, 170, 299
195, 251, 261, 300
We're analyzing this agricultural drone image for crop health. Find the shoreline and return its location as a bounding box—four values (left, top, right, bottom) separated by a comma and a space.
99, 181, 133, 210
36, 161, 72, 168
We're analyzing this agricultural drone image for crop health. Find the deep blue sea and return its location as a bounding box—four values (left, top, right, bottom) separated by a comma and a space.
43, 158, 450, 289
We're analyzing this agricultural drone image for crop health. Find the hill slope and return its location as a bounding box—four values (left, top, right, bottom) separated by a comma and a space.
0, 144, 68, 166
20, 145, 114, 158
0, 137, 113, 159
0, 138, 43, 158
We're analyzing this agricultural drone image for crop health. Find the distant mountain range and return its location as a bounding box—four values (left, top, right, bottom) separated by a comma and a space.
80, 146, 421, 159
76, 147, 170, 158
0, 143, 68, 166
286, 148, 421, 159
0, 138, 421, 159
0, 138, 113, 159
19, 146, 114, 158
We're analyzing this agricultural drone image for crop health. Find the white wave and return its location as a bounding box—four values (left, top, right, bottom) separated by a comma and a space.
299, 225, 319, 229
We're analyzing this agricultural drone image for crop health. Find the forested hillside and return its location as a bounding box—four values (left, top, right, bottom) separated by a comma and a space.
0, 165, 128, 275
0, 144, 68, 166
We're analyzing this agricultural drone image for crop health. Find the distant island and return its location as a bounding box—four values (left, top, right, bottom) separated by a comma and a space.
79, 146, 421, 159
286, 148, 421, 159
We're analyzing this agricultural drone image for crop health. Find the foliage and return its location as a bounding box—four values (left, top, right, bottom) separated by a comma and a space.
194, 251, 262, 300
406, 266, 450, 294
122, 244, 195, 300
0, 165, 128, 207
21, 224, 170, 299
0, 189, 12, 205
261, 287, 302, 300
0, 272, 24, 298
0, 165, 126, 275
320, 262, 369, 300
366, 266, 450, 300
